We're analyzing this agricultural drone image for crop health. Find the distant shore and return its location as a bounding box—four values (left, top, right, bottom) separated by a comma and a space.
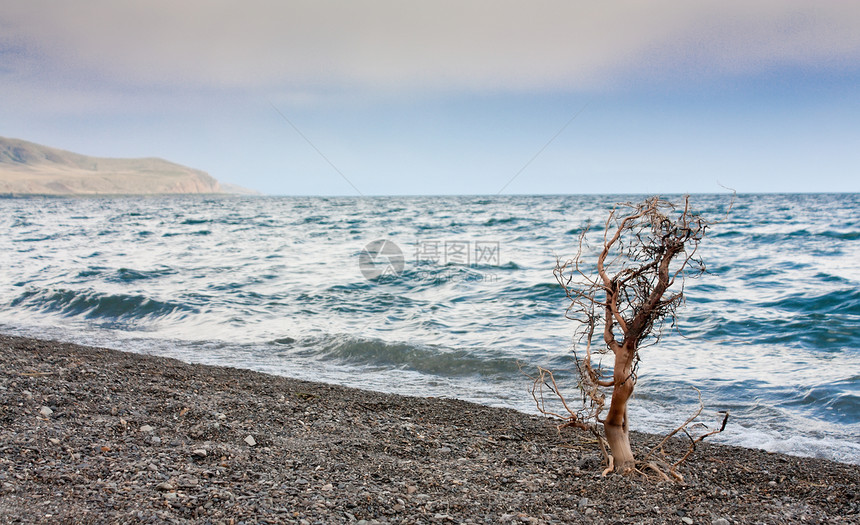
0, 136, 260, 196
0, 192, 257, 199
1, 334, 857, 524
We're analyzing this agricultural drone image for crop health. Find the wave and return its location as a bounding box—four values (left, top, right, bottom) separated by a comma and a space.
483, 216, 522, 226
760, 288, 860, 316
780, 385, 860, 424
75, 267, 178, 283
8, 288, 195, 321
497, 281, 563, 303
725, 228, 860, 245
680, 313, 860, 349
271, 334, 522, 378
807, 230, 860, 241
162, 230, 211, 237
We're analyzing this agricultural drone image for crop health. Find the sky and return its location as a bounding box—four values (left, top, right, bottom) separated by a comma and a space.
1, 1, 859, 196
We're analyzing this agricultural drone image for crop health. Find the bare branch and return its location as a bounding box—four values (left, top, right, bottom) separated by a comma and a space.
541, 194, 731, 478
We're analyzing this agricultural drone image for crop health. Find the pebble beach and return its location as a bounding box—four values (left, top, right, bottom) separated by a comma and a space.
1, 334, 857, 524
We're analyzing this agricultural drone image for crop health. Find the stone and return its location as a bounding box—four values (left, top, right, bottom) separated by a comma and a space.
244, 435, 257, 446
191, 448, 208, 458
155, 481, 175, 491
682, 518, 694, 525
712, 520, 730, 525
177, 475, 199, 488
39, 406, 53, 417
140, 425, 154, 432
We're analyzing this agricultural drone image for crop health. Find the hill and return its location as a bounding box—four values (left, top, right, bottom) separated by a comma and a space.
0, 137, 258, 196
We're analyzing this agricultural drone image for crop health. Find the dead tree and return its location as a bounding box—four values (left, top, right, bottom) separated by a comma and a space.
543, 195, 723, 475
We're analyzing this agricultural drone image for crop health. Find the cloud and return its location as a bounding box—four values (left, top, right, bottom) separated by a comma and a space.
2, 0, 859, 98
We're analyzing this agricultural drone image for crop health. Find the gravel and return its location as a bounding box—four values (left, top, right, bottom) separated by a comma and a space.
1, 334, 857, 524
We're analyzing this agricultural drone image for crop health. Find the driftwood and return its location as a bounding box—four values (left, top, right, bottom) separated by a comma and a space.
532, 195, 732, 477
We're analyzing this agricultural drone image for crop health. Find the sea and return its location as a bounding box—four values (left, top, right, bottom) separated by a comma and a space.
1, 193, 858, 465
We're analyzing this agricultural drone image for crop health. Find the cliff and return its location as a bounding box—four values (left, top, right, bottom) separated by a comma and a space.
0, 137, 258, 196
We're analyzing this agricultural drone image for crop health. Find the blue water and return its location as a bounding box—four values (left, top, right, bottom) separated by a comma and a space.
1, 193, 858, 464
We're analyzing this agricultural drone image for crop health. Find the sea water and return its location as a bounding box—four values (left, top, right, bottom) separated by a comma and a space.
1, 193, 858, 464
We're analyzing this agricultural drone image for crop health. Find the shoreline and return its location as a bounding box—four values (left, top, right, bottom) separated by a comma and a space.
1, 334, 857, 524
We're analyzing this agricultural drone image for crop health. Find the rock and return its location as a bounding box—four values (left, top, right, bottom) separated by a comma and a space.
321, 483, 334, 491
712, 520, 730, 525
191, 448, 208, 458
155, 481, 175, 491
140, 424, 154, 432
578, 497, 588, 508
681, 518, 694, 525
48, 438, 60, 445
244, 435, 257, 446
39, 406, 53, 417
149, 436, 161, 445
406, 485, 418, 494
177, 475, 199, 488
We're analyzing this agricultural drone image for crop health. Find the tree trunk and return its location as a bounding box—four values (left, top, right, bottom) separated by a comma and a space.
604, 344, 636, 472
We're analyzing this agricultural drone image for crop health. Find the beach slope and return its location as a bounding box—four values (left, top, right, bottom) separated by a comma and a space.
0, 334, 856, 523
